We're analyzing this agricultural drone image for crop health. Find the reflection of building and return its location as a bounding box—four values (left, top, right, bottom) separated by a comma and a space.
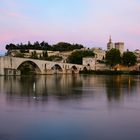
1, 75, 84, 102
115, 42, 124, 55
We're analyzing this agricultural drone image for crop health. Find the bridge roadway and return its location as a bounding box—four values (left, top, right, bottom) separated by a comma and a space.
0, 56, 90, 75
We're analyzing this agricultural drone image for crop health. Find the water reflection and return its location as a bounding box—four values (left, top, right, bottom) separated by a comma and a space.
1, 75, 140, 140
0, 75, 139, 104
105, 76, 138, 102
0, 75, 84, 104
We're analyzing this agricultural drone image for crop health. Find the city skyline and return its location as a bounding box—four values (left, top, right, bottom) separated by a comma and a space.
0, 0, 140, 52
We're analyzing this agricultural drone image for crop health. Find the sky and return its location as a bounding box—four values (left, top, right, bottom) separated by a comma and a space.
0, 0, 140, 52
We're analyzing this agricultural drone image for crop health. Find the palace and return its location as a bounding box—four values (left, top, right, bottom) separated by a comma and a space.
107, 36, 125, 55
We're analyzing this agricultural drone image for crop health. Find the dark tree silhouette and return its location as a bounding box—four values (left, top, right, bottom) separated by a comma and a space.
106, 49, 121, 67
122, 51, 137, 66
68, 50, 95, 64
5, 41, 84, 52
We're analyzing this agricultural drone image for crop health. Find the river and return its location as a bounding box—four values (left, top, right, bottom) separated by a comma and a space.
0, 75, 140, 140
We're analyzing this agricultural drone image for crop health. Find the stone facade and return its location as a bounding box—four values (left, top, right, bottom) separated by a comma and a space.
107, 36, 125, 55
83, 57, 96, 70
47, 51, 60, 57
7, 49, 46, 58
107, 36, 114, 51
134, 49, 140, 63
91, 48, 106, 61
115, 42, 124, 55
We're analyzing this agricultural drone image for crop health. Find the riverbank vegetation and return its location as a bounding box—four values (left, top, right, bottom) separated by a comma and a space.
106, 49, 137, 68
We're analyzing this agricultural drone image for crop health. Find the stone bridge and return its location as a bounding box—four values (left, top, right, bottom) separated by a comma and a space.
0, 56, 90, 75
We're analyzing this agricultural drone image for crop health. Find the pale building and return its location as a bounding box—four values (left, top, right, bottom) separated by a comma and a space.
7, 49, 46, 58
83, 57, 110, 71
83, 57, 96, 70
28, 50, 45, 58
107, 36, 114, 51
115, 42, 124, 55
47, 51, 60, 57
59, 51, 73, 62
134, 49, 140, 63
107, 36, 125, 55
91, 48, 106, 61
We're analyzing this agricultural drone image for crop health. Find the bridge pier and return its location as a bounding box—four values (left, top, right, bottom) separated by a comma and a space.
4, 68, 21, 76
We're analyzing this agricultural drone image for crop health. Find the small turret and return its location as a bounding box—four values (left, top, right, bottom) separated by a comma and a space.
107, 36, 114, 51
109, 36, 112, 43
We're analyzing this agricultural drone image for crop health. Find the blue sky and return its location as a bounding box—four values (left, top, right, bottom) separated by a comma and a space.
0, 0, 140, 52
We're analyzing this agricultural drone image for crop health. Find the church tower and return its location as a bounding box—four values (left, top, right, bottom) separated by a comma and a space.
107, 36, 114, 51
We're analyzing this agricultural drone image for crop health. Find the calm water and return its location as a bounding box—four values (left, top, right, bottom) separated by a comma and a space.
0, 75, 140, 140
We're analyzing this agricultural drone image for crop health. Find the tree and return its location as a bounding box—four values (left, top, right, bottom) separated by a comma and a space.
42, 51, 48, 60
5, 41, 84, 51
106, 49, 121, 67
67, 50, 95, 64
122, 51, 137, 66
47, 55, 63, 61
31, 51, 38, 59
6, 43, 17, 50
52, 42, 84, 52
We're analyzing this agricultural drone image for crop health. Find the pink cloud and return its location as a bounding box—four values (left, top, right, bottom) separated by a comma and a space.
0, 8, 26, 20
8, 12, 24, 19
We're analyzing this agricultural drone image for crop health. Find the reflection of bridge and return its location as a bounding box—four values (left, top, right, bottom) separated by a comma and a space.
0, 56, 90, 75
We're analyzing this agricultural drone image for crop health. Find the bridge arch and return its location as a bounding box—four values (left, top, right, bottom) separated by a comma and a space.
17, 61, 41, 75
71, 65, 78, 74
72, 65, 78, 70
83, 67, 88, 71
51, 64, 63, 73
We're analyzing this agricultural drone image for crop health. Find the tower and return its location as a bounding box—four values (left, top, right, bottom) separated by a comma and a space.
115, 42, 124, 55
107, 36, 114, 51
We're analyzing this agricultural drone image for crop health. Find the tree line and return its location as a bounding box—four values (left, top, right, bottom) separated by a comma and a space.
106, 48, 137, 67
5, 41, 84, 52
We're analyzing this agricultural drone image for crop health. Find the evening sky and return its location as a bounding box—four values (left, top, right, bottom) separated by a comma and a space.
0, 0, 140, 52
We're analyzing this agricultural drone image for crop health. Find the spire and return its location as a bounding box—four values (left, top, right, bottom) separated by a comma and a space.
109, 35, 112, 43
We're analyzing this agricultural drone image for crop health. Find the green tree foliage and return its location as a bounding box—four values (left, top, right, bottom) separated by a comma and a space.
31, 51, 38, 59
68, 50, 95, 64
6, 43, 17, 50
106, 49, 121, 67
52, 42, 84, 52
6, 41, 51, 50
47, 55, 63, 62
42, 51, 48, 60
122, 51, 137, 66
5, 41, 84, 52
